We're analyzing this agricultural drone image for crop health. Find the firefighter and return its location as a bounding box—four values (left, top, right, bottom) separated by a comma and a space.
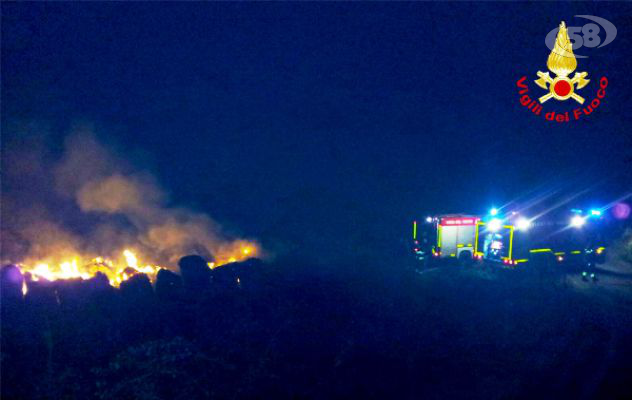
581, 254, 598, 282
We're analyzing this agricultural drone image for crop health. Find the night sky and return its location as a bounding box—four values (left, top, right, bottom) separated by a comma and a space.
2, 2, 632, 263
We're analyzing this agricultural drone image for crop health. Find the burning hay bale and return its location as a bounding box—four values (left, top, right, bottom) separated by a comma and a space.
1, 264, 24, 302
155, 268, 183, 301
120, 273, 154, 301
212, 257, 266, 290
178, 255, 212, 292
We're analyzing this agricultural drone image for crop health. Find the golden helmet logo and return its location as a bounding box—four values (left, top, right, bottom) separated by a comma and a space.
535, 22, 589, 104
516, 19, 610, 123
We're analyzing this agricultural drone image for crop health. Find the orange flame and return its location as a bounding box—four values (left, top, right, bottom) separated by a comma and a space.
18, 243, 258, 289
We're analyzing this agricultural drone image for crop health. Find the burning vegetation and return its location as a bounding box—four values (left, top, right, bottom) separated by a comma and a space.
17, 245, 257, 292
2, 126, 261, 288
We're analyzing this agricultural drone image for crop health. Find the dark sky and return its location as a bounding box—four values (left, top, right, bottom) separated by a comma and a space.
2, 2, 632, 262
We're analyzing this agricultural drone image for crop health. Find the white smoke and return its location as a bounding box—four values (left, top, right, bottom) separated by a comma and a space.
1, 124, 258, 268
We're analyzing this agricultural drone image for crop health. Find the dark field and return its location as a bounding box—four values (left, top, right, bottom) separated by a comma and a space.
2, 258, 631, 399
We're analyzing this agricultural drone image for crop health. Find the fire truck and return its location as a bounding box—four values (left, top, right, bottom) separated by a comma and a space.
412, 214, 480, 266
413, 207, 608, 274
473, 208, 607, 270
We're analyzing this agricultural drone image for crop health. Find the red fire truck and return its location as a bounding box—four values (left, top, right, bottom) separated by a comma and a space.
412, 214, 480, 266
412, 206, 608, 277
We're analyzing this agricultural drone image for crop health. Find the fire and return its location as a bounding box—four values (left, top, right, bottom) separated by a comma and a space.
17, 243, 258, 288
30, 260, 92, 281
123, 249, 138, 268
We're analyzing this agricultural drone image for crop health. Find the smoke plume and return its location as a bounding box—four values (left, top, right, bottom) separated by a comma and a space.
1, 123, 257, 269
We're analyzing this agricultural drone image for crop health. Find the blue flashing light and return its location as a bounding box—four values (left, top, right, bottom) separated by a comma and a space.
490, 208, 499, 216
590, 209, 602, 217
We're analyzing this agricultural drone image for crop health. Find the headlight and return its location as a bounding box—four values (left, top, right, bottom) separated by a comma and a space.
516, 217, 531, 231
570, 215, 586, 228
